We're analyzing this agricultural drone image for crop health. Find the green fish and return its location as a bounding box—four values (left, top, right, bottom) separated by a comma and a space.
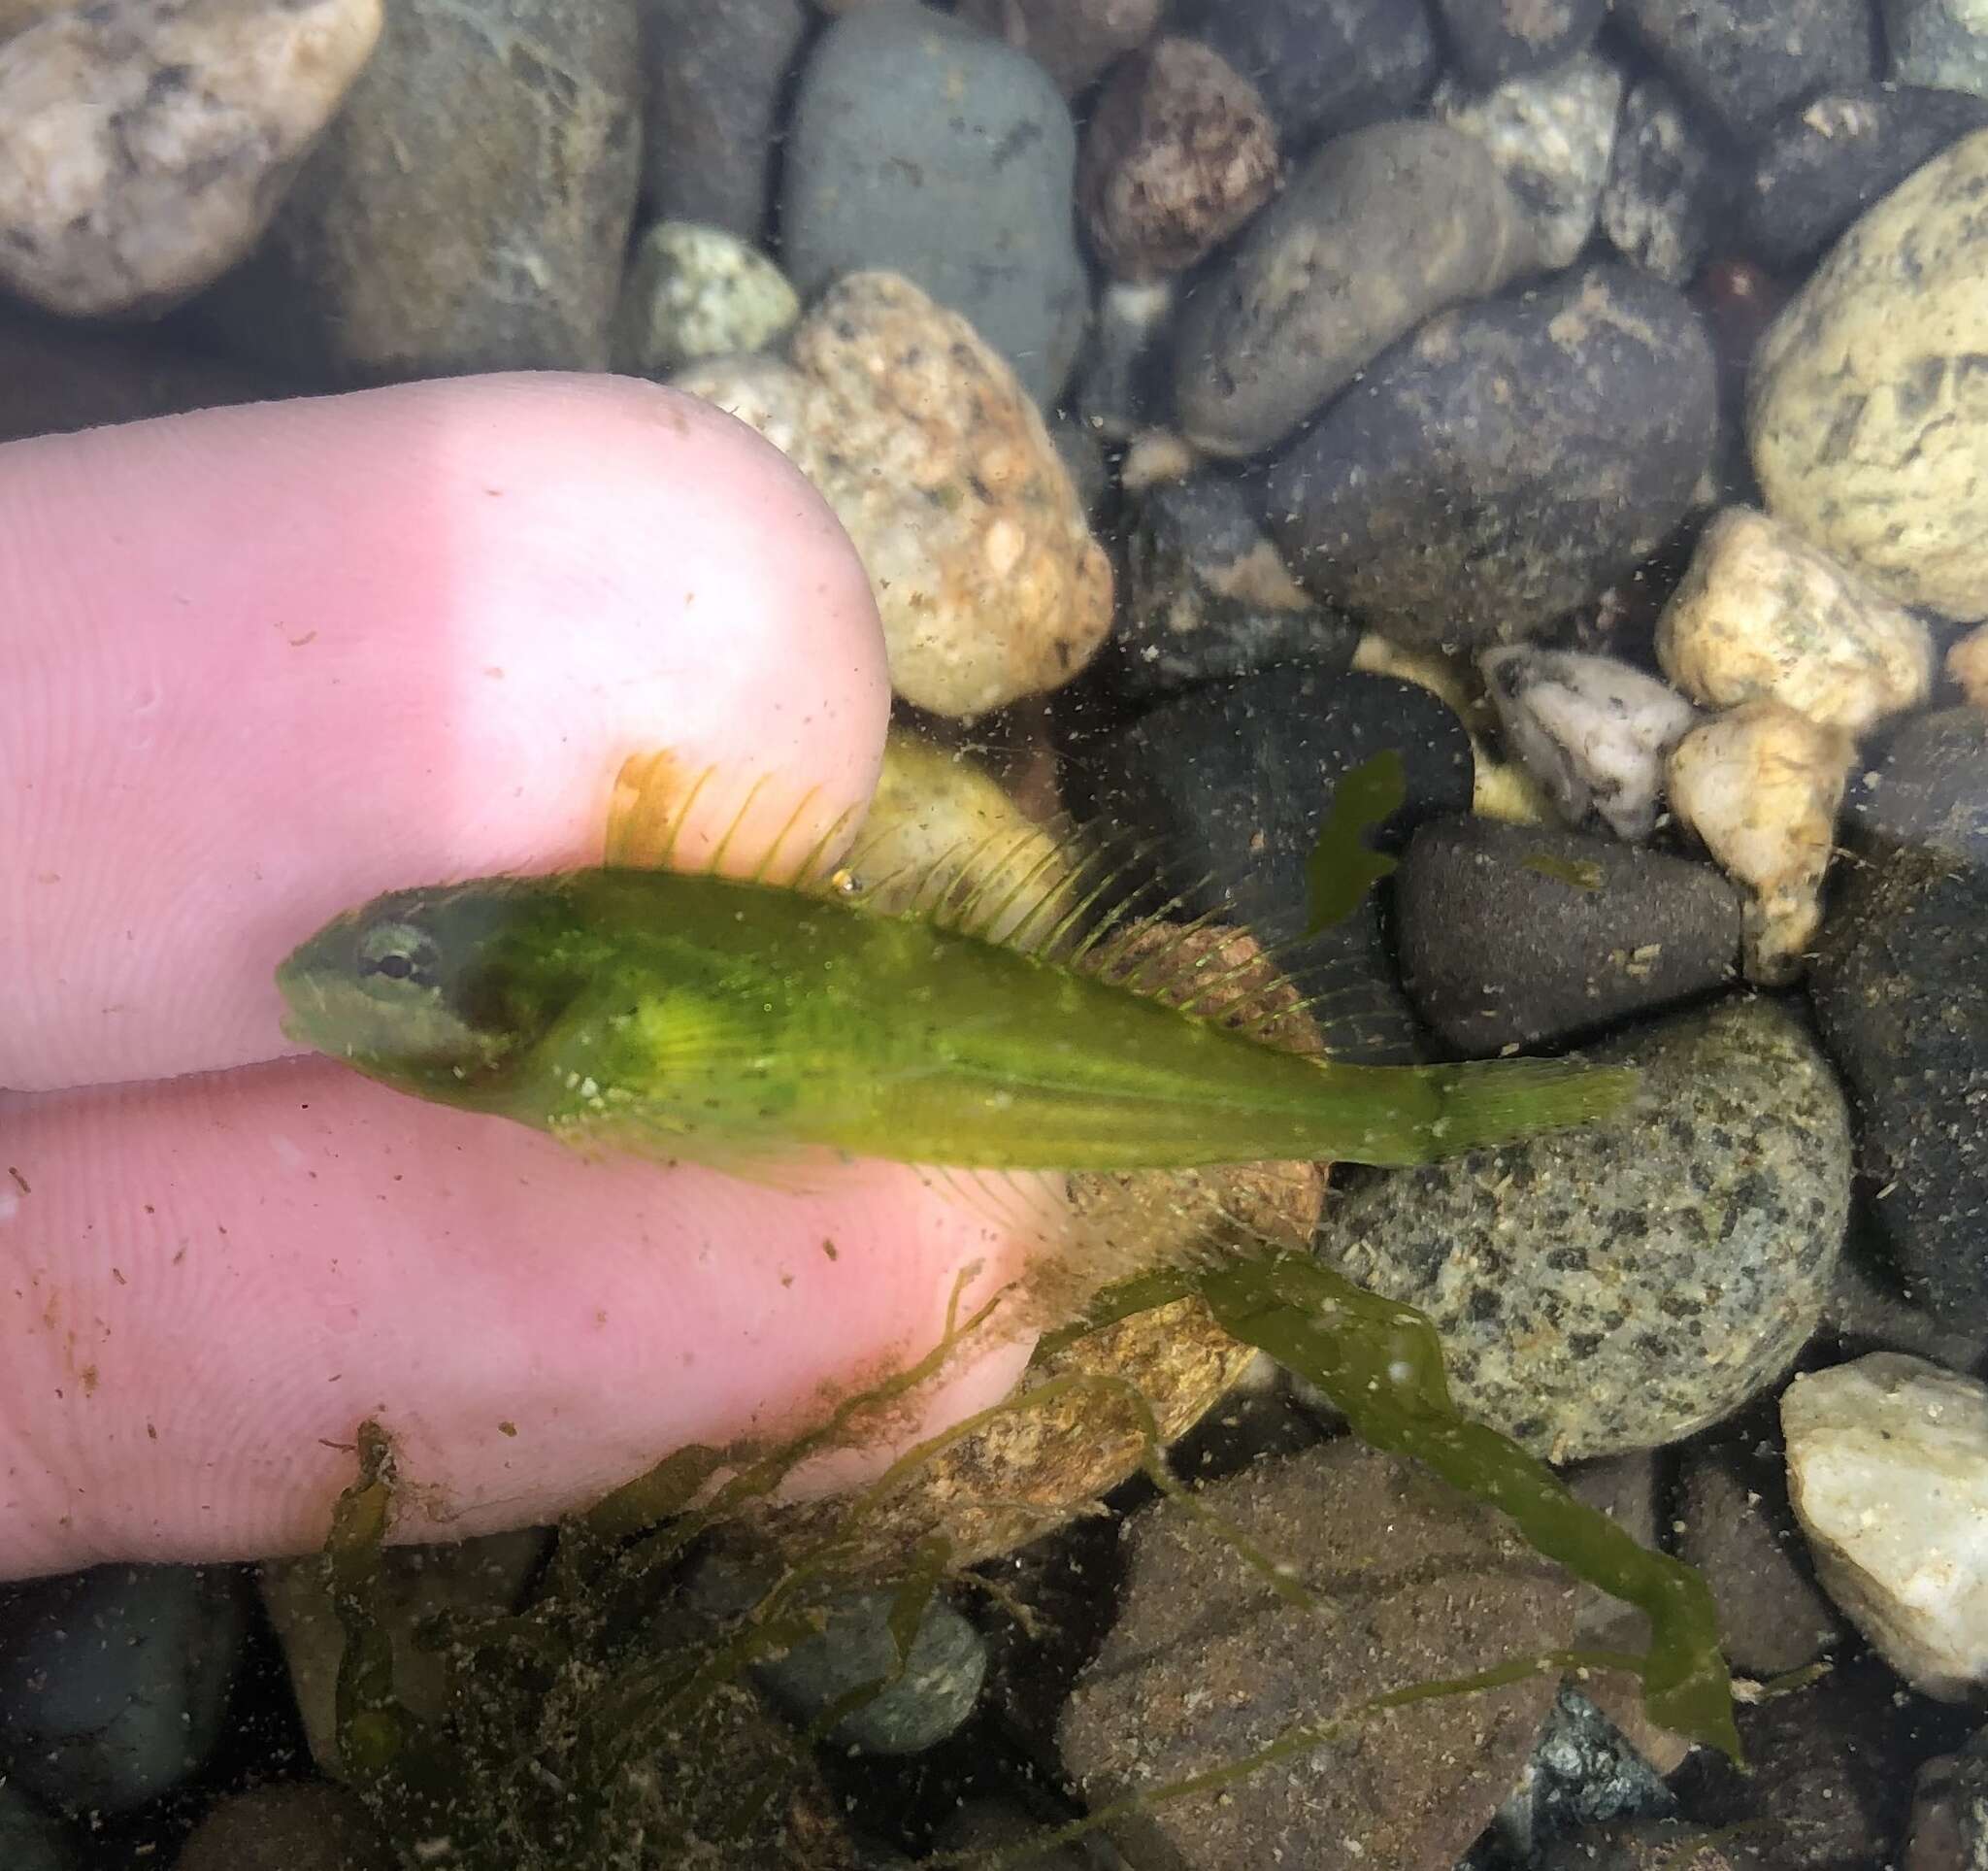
276, 790, 1637, 1179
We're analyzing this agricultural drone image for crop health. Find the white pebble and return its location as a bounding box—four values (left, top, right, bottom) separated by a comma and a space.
1479, 645, 1699, 842
1657, 506, 1934, 734
1666, 698, 1852, 985
1784, 1353, 1988, 1700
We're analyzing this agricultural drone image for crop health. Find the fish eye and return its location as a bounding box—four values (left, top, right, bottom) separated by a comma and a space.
356, 919, 438, 996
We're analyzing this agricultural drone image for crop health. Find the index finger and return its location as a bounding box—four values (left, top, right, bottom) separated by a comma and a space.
0, 373, 887, 1092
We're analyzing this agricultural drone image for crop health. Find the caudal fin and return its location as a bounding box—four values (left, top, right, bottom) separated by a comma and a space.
1408, 1057, 1640, 1161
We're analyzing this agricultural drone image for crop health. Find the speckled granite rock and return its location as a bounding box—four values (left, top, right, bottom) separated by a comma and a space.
1315, 996, 1851, 1462
0, 0, 382, 317
1749, 126, 1988, 623
612, 220, 799, 376
1077, 35, 1279, 281
190, 0, 641, 381
1431, 50, 1624, 270
1175, 117, 1539, 458
676, 272, 1111, 718
1059, 1441, 1574, 1870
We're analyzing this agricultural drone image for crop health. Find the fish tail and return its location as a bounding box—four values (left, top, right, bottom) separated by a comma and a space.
1407, 1057, 1640, 1161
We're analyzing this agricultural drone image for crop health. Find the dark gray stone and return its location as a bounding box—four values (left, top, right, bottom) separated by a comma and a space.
190, 0, 642, 382
1108, 471, 1359, 703
1906, 1724, 1988, 1871
1073, 276, 1174, 444
173, 1783, 393, 1871
1433, 0, 1608, 84
1886, 0, 1988, 95
780, 3, 1088, 405
1264, 262, 1718, 651
1173, 117, 1539, 457
1067, 666, 1477, 1062
1188, 0, 1441, 151
1396, 816, 1742, 1052
1743, 85, 1988, 271
1810, 709, 1988, 1325
1484, 1687, 1678, 1862
1315, 996, 1851, 1460
0, 1564, 248, 1816
752, 1587, 987, 1755
1615, 0, 1878, 143
0, 1787, 76, 1871
1601, 75, 1733, 284
638, 0, 809, 238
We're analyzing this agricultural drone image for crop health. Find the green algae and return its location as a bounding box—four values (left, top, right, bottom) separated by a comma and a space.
1304, 748, 1405, 936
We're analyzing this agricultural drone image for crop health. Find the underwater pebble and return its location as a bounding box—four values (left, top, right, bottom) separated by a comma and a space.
752, 1586, 988, 1754
1906, 1726, 1988, 1871
1538, 1820, 1768, 1870
1071, 666, 1477, 1060
1195, 0, 1440, 152
1395, 815, 1742, 1052
1077, 35, 1279, 283
0, 1563, 248, 1815
1886, 0, 1988, 96
638, 0, 808, 237
1666, 698, 1852, 985
612, 220, 799, 376
1950, 624, 1988, 710
1810, 708, 1988, 1325
260, 1528, 547, 1775
781, 2, 1087, 405
191, 0, 640, 380
1613, 0, 1875, 142
1317, 996, 1851, 1463
1656, 506, 1935, 735
1482, 1687, 1678, 1864
173, 1782, 393, 1871
1748, 126, 1988, 623
1431, 50, 1624, 271
1673, 1441, 1840, 1679
1479, 645, 1700, 843
1106, 470, 1357, 703
677, 272, 1112, 718
1432, 0, 1608, 84
1174, 117, 1538, 458
1060, 1441, 1574, 1871
1071, 276, 1172, 443
0, 0, 381, 317
0, 1787, 76, 1871
954, 0, 1162, 96
1783, 1352, 1988, 1698
1743, 85, 1988, 273
1599, 74, 1726, 285
1264, 262, 1717, 652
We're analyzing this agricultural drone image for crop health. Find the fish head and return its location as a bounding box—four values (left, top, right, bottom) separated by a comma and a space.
276, 880, 569, 1100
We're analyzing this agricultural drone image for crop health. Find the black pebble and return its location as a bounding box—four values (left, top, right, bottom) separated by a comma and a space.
1108, 472, 1359, 704
1810, 709, 1988, 1325
1263, 262, 1717, 652
1188, 0, 1440, 154
1430, 0, 1607, 85
1396, 817, 1743, 1053
1067, 668, 1474, 1062
1744, 85, 1988, 273
1613, 0, 1877, 144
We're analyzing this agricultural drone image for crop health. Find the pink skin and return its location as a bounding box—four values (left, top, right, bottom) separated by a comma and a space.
0, 375, 1044, 1583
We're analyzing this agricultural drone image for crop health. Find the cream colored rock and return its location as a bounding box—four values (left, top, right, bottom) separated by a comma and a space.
0, 0, 382, 317
612, 221, 799, 378
1657, 506, 1935, 734
1784, 1353, 1988, 1701
678, 272, 1112, 718
1948, 624, 1988, 712
1667, 698, 1852, 985
1749, 127, 1988, 621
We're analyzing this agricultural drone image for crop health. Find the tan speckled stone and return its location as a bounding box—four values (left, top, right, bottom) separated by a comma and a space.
1667, 698, 1853, 985
1948, 624, 1988, 713
1657, 505, 1934, 734
678, 272, 1112, 718
1748, 126, 1988, 622
0, 0, 381, 317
